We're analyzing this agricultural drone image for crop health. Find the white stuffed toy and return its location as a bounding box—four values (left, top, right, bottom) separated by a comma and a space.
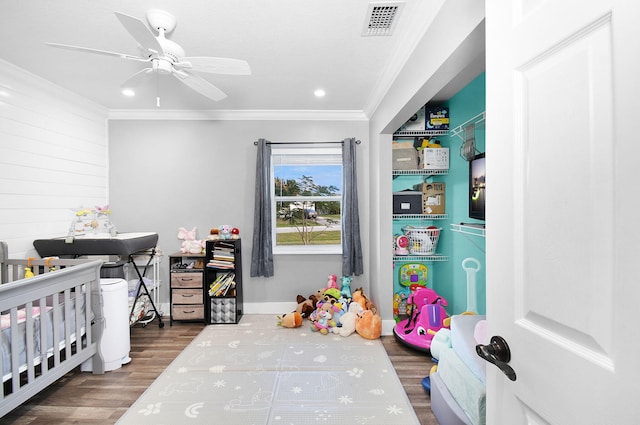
332, 302, 363, 337
178, 227, 205, 254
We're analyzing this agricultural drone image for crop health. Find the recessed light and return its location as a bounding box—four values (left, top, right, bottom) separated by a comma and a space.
314, 89, 326, 98
122, 88, 135, 97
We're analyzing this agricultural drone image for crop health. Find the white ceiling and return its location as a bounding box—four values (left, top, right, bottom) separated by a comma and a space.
0, 0, 464, 114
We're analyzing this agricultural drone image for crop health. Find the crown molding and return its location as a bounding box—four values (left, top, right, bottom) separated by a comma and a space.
107, 109, 368, 121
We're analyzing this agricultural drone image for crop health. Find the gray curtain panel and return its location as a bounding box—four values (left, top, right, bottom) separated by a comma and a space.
250, 139, 274, 277
342, 138, 363, 276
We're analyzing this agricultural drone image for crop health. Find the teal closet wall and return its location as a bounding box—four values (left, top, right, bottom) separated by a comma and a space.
438, 72, 486, 315
392, 72, 486, 317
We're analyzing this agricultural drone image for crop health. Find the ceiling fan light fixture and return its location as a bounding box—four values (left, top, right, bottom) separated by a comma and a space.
45, 9, 250, 104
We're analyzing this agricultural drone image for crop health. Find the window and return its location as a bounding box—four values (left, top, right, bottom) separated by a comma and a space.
271, 145, 342, 254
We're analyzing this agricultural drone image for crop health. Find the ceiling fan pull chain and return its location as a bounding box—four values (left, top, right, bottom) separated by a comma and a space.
156, 71, 160, 107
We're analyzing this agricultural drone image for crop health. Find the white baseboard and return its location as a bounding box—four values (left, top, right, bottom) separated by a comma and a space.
381, 319, 396, 337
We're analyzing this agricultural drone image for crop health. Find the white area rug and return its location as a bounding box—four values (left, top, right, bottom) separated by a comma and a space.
116, 314, 420, 425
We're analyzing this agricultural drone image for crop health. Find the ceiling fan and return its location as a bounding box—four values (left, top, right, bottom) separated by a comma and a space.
46, 9, 251, 105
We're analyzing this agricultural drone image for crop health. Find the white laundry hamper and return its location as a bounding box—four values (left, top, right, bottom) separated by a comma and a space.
405, 226, 442, 255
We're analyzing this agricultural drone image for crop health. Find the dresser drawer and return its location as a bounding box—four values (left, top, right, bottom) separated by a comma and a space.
172, 304, 204, 321
172, 288, 203, 304
171, 272, 203, 288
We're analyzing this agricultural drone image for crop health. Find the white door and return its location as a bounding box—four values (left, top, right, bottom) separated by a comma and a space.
485, 0, 640, 424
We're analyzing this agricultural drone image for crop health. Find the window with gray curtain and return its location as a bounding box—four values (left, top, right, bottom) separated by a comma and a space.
250, 138, 363, 277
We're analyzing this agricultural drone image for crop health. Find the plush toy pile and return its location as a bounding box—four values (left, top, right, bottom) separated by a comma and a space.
277, 275, 382, 340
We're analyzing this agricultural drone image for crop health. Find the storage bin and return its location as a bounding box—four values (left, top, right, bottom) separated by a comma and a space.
393, 191, 423, 214
210, 298, 237, 323
172, 304, 204, 321
392, 142, 419, 170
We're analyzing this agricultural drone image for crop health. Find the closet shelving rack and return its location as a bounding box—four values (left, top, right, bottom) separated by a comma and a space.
392, 129, 450, 264
449, 111, 486, 141
393, 254, 449, 262
450, 223, 486, 237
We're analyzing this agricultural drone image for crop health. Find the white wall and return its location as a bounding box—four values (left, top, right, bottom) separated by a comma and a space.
0, 59, 108, 258
108, 118, 369, 312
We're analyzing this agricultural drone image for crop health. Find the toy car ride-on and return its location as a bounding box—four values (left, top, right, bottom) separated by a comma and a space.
393, 287, 450, 353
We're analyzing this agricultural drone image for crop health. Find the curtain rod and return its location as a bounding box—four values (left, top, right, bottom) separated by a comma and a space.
253, 140, 361, 146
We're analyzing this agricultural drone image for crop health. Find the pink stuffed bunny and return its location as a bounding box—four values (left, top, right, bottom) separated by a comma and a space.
177, 227, 205, 254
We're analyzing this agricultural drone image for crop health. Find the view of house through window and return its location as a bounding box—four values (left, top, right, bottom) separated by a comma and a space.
272, 146, 342, 254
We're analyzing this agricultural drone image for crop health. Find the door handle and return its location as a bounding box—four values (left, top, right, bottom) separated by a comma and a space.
476, 336, 517, 381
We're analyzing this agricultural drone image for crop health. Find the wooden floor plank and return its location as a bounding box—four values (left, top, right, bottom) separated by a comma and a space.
3, 320, 439, 425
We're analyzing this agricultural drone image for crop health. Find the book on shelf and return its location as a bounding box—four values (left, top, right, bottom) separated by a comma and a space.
213, 253, 234, 261
208, 272, 235, 297
207, 259, 235, 269
221, 279, 236, 296
210, 244, 235, 265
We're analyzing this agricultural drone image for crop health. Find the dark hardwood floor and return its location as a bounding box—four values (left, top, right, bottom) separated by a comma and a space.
3, 319, 438, 425
381, 335, 439, 425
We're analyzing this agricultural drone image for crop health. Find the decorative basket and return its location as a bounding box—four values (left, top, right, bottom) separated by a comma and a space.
405, 227, 441, 255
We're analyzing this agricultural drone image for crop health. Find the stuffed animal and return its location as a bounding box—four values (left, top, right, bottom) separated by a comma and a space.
340, 276, 352, 299
327, 274, 338, 289
332, 302, 363, 337
219, 225, 232, 240
310, 310, 335, 335
177, 227, 205, 254
24, 267, 34, 278
352, 287, 372, 311
277, 312, 303, 328
355, 307, 382, 340
310, 287, 344, 322
295, 294, 318, 318
231, 227, 240, 239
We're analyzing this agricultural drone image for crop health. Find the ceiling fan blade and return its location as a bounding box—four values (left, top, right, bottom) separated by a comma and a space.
121, 68, 154, 88
173, 71, 227, 101
178, 57, 251, 75
45, 42, 149, 62
114, 11, 164, 55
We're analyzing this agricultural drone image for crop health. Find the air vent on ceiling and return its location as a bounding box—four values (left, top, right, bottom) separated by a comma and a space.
362, 2, 405, 37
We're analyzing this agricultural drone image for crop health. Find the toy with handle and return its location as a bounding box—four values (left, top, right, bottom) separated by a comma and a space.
462, 257, 481, 314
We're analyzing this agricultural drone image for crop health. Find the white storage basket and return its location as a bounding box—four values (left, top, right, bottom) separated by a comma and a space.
405, 227, 441, 255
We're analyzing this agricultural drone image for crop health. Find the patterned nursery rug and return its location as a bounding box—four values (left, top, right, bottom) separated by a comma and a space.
116, 314, 420, 425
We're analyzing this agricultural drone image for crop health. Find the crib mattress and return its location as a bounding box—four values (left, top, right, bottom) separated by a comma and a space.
437, 346, 486, 425
450, 314, 486, 384
1, 293, 86, 381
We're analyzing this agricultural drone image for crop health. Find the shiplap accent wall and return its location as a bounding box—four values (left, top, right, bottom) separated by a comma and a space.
0, 59, 108, 258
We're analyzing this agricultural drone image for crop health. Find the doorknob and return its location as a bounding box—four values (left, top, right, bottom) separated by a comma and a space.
476, 336, 517, 381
